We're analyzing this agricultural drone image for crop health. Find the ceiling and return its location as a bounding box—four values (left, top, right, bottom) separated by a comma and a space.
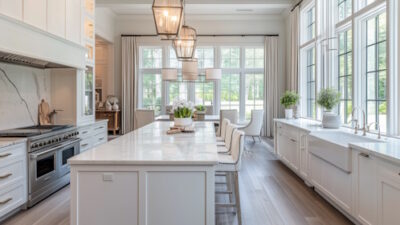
97, 0, 294, 16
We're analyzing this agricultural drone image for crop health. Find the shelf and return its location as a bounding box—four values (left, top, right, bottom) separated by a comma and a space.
84, 17, 94, 40
84, 0, 95, 16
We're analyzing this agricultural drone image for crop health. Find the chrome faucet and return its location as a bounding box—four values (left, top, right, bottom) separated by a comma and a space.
351, 107, 367, 135
367, 122, 381, 139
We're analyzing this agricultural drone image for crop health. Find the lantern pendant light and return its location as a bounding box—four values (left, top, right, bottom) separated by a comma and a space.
152, 0, 184, 39
172, 0, 197, 61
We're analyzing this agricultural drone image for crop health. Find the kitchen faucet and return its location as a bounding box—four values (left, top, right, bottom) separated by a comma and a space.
367, 122, 381, 139
351, 107, 366, 135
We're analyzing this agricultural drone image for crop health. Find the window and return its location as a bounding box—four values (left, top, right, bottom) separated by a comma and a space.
195, 82, 214, 106
221, 73, 240, 111
338, 29, 353, 124
221, 47, 240, 68
168, 82, 187, 105
141, 47, 162, 68
245, 48, 264, 69
338, 0, 352, 21
365, 12, 387, 133
306, 7, 316, 41
195, 48, 214, 68
142, 73, 162, 115
245, 74, 264, 120
306, 48, 316, 118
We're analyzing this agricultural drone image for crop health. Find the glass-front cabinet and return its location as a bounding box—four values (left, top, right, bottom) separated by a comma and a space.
84, 66, 94, 116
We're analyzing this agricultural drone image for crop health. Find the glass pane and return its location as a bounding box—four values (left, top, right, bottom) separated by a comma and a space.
367, 45, 376, 72
339, 32, 345, 54
378, 71, 386, 100
338, 2, 345, 21
367, 18, 376, 45
142, 48, 162, 68
245, 74, 264, 120
378, 42, 386, 70
346, 53, 352, 75
347, 30, 352, 51
345, 0, 352, 18
339, 77, 345, 97
339, 55, 345, 76
378, 101, 387, 132
367, 72, 376, 100
367, 101, 376, 125
378, 13, 386, 42
346, 101, 353, 123
142, 73, 162, 116
347, 75, 353, 99
221, 47, 240, 68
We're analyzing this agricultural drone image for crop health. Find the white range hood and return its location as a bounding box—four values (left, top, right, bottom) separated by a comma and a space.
0, 14, 86, 69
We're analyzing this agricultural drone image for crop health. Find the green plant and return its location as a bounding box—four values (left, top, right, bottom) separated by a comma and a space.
280, 91, 300, 109
317, 88, 341, 111
174, 107, 193, 118
195, 105, 205, 112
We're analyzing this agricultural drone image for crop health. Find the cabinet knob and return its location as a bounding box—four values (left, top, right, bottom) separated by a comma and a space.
0, 153, 11, 158
359, 152, 370, 158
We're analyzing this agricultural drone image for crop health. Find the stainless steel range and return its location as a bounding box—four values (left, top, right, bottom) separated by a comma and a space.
0, 125, 80, 207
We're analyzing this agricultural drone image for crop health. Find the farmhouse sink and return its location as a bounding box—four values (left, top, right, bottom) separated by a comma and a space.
308, 131, 384, 173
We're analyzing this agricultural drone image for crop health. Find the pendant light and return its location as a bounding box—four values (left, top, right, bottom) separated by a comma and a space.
152, 0, 184, 39
161, 68, 178, 80
172, 0, 197, 60
182, 61, 198, 81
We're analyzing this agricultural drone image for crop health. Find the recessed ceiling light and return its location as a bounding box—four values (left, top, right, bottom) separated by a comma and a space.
236, 9, 254, 12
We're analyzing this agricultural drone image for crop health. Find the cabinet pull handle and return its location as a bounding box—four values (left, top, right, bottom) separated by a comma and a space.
0, 153, 11, 158
359, 152, 370, 158
99, 137, 104, 141
82, 131, 88, 134
96, 126, 104, 130
0, 198, 12, 205
0, 173, 12, 179
81, 144, 89, 147
290, 138, 296, 142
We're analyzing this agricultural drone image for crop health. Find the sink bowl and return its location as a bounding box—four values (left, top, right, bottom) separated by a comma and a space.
308, 131, 384, 173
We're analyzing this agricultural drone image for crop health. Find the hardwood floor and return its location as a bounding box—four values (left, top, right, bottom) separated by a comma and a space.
3, 138, 353, 225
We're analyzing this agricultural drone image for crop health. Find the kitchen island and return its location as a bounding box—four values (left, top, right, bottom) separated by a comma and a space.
68, 121, 218, 225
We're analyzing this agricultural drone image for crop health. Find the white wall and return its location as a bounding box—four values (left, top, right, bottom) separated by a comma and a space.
111, 14, 287, 115
0, 62, 51, 130
95, 7, 116, 43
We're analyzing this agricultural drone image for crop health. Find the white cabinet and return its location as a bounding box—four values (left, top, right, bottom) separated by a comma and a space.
0, 142, 27, 219
0, 0, 22, 20
276, 123, 300, 172
66, 0, 82, 44
352, 151, 378, 225
377, 159, 400, 225
78, 120, 108, 153
47, 0, 66, 38
299, 131, 308, 178
23, 0, 46, 30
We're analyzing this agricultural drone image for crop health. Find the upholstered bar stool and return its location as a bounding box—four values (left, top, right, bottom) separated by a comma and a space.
216, 118, 230, 141
134, 109, 155, 130
217, 123, 236, 154
215, 129, 245, 225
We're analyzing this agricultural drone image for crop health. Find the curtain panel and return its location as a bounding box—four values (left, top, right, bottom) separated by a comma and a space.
121, 36, 138, 134
288, 7, 299, 92
264, 36, 279, 137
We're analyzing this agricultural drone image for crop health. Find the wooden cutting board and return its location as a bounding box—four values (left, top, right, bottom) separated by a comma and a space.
39, 99, 51, 125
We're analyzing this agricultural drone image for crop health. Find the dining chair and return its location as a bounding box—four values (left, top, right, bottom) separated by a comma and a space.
239, 109, 264, 142
134, 109, 155, 130
205, 105, 213, 115
217, 109, 238, 136
215, 129, 245, 225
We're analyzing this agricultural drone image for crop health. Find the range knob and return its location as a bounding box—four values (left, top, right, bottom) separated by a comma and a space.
39, 142, 43, 147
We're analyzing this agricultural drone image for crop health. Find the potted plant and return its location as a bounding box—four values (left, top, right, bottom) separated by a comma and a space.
317, 88, 341, 128
172, 99, 194, 127
280, 91, 300, 119
194, 105, 206, 121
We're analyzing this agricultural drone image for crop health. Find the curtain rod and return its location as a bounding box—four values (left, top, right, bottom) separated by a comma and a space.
291, 0, 303, 12
121, 34, 279, 37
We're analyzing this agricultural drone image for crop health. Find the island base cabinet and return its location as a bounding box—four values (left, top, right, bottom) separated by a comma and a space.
70, 165, 215, 225
309, 154, 352, 214
377, 160, 400, 225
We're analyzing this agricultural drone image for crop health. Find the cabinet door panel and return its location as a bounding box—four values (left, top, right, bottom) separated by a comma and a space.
66, 0, 81, 44
0, 0, 22, 20
378, 162, 400, 225
47, 0, 66, 37
23, 0, 46, 30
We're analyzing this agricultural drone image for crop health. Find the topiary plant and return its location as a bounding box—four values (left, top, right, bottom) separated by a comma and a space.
317, 88, 341, 111
280, 91, 300, 109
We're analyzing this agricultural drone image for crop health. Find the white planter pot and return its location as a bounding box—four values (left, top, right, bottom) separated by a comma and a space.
322, 111, 341, 129
285, 109, 293, 119
174, 117, 193, 127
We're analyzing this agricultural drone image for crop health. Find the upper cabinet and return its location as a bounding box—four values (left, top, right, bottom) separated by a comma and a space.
0, 0, 85, 46
0, 0, 22, 20
23, 0, 46, 30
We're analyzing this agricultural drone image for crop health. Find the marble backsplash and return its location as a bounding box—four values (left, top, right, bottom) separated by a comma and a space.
0, 62, 51, 130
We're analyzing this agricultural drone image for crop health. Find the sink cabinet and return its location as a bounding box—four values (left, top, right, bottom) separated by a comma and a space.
276, 123, 300, 173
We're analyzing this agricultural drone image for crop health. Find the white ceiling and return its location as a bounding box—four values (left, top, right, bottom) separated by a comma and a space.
97, 0, 294, 16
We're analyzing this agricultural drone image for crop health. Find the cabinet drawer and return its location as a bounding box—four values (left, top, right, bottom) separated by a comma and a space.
0, 184, 26, 218
78, 126, 93, 139
79, 138, 93, 153
0, 143, 25, 165
93, 133, 107, 147
277, 123, 298, 141
93, 123, 107, 135
0, 159, 25, 189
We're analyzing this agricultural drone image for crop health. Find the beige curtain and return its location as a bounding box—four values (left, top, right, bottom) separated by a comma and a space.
264, 36, 279, 137
288, 7, 299, 92
121, 36, 137, 134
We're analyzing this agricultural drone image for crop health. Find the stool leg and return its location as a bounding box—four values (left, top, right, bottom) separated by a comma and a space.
234, 171, 242, 225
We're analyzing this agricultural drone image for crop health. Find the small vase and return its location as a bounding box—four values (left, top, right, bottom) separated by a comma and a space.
285, 109, 293, 119
174, 117, 193, 127
322, 111, 341, 128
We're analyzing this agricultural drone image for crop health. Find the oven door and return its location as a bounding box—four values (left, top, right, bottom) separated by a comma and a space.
58, 139, 80, 177
29, 139, 80, 194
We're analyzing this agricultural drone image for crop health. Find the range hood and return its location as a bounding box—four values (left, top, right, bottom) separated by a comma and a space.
0, 14, 86, 70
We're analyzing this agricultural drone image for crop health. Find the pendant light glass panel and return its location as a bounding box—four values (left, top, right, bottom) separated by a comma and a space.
152, 0, 183, 37
173, 25, 197, 60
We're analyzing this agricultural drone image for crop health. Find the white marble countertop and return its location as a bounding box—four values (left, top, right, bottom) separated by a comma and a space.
69, 121, 219, 165
156, 115, 220, 122
275, 118, 400, 165
0, 137, 27, 149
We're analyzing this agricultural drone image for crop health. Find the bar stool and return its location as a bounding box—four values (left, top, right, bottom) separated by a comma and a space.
217, 123, 236, 154
215, 129, 245, 225
216, 118, 230, 142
